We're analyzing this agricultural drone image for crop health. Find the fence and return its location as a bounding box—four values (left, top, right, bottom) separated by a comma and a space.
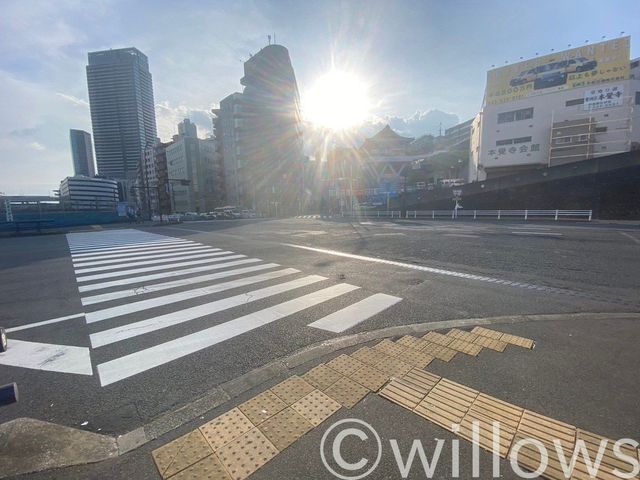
404, 209, 593, 221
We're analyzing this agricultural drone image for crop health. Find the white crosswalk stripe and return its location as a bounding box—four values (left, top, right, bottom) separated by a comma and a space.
63, 229, 402, 386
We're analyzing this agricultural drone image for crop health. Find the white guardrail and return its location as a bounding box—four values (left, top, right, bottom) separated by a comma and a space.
350, 209, 593, 221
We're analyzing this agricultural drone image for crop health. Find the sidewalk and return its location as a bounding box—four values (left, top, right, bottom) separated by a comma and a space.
10, 313, 640, 479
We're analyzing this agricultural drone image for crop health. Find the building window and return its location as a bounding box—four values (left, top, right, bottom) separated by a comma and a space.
498, 107, 533, 124
495, 136, 532, 146
595, 126, 607, 133
635, 91, 640, 105
565, 98, 585, 107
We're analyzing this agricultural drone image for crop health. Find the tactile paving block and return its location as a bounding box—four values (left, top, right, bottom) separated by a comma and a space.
572, 429, 639, 479
257, 407, 313, 451
238, 390, 287, 425
422, 331, 453, 347
216, 427, 279, 480
396, 335, 429, 351
447, 338, 483, 356
348, 364, 390, 391
500, 333, 535, 349
414, 379, 479, 432
350, 346, 392, 366
270, 376, 315, 405
373, 339, 407, 357
517, 409, 576, 450
291, 390, 341, 427
447, 328, 481, 343
473, 335, 508, 352
471, 326, 504, 340
153, 429, 213, 479
326, 354, 366, 377
302, 364, 344, 390
373, 356, 413, 378
396, 348, 434, 369
379, 379, 427, 411
509, 432, 575, 480
421, 341, 458, 362
400, 368, 441, 395
169, 453, 231, 480
199, 408, 254, 451
325, 376, 369, 408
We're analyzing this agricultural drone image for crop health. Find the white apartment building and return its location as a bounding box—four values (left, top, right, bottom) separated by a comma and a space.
470, 37, 640, 181
59, 176, 119, 211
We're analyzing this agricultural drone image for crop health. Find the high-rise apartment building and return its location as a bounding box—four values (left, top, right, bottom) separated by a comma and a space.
69, 129, 96, 177
86, 47, 157, 187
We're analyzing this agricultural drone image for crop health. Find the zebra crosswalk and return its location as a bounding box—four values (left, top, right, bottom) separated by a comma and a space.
66, 229, 401, 386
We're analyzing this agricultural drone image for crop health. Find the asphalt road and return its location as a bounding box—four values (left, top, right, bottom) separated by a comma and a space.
0, 217, 638, 436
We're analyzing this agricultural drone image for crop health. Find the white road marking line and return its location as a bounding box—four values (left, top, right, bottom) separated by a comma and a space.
373, 233, 406, 236
619, 231, 640, 244
511, 231, 563, 236
0, 340, 92, 375
76, 254, 247, 282
509, 225, 552, 230
74, 251, 235, 274
90, 274, 327, 346
72, 244, 210, 262
443, 233, 480, 238
70, 240, 194, 256
307, 293, 402, 333
85, 268, 302, 323
96, 283, 359, 386
73, 246, 218, 267
81, 263, 281, 305
77, 258, 263, 292
69, 237, 180, 250
6, 313, 86, 333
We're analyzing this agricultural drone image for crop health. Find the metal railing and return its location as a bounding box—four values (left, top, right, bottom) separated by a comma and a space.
403, 209, 593, 221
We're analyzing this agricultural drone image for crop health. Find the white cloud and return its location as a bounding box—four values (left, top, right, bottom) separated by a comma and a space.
56, 93, 89, 108
28, 142, 46, 151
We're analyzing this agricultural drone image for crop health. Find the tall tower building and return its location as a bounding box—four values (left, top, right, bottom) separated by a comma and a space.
69, 129, 96, 177
86, 47, 157, 186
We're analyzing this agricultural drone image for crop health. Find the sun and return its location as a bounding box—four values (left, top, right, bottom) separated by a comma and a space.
303, 70, 371, 130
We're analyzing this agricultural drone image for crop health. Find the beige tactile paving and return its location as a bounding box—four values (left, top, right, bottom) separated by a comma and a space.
270, 376, 315, 405
473, 335, 508, 352
469, 393, 524, 431
291, 390, 341, 427
421, 341, 458, 362
350, 346, 392, 367
400, 368, 441, 395
169, 453, 232, 480
447, 328, 481, 343
422, 331, 453, 347
517, 409, 576, 450
571, 429, 640, 479
373, 338, 407, 357
153, 429, 213, 479
325, 376, 369, 408
238, 390, 287, 425
326, 354, 366, 377
348, 364, 390, 391
447, 338, 483, 356
302, 364, 344, 391
471, 326, 504, 340
216, 427, 279, 480
396, 335, 429, 351
257, 407, 313, 451
396, 348, 434, 368
198, 408, 255, 452
500, 333, 535, 349
414, 379, 479, 432
373, 356, 413, 378
510, 432, 574, 480
379, 379, 427, 410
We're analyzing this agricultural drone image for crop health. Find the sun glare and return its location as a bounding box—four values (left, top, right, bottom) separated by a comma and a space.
303, 70, 371, 130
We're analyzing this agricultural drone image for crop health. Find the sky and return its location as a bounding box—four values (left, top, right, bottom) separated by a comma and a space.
1, 0, 639, 195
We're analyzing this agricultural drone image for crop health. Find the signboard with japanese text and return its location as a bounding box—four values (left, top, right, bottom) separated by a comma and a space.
583, 84, 624, 110
485, 37, 630, 106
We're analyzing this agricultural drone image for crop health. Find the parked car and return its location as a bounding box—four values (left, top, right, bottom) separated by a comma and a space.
509, 57, 597, 89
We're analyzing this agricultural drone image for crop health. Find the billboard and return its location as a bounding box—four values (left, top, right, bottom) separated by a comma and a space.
485, 37, 630, 106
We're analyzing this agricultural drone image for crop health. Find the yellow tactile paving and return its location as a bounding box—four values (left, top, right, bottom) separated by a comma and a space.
500, 332, 535, 349
373, 338, 407, 357
270, 376, 315, 405
153, 429, 213, 479
510, 432, 575, 480
517, 409, 576, 450
238, 390, 287, 425
291, 389, 341, 427
471, 326, 504, 340
257, 407, 313, 451
198, 408, 254, 452
373, 356, 413, 378
400, 369, 441, 396
396, 335, 429, 351
572, 429, 640, 480
216, 427, 279, 480
348, 364, 390, 391
379, 378, 428, 410
396, 348, 434, 369
168, 454, 231, 480
447, 328, 481, 343
473, 335, 508, 352
422, 331, 453, 347
421, 341, 458, 362
325, 376, 370, 408
326, 354, 366, 377
414, 379, 479, 432
302, 364, 344, 391
349, 346, 392, 367
447, 338, 484, 356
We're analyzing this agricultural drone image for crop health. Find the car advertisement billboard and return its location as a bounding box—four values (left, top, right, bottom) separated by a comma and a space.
485, 37, 630, 106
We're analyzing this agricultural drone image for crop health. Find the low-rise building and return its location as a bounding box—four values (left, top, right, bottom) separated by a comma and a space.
59, 176, 119, 211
